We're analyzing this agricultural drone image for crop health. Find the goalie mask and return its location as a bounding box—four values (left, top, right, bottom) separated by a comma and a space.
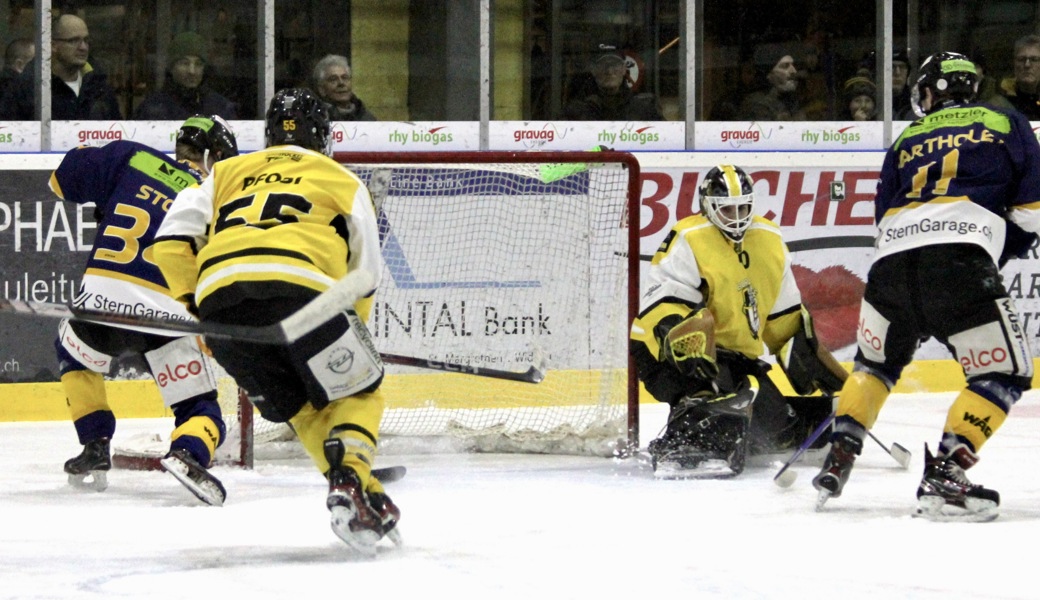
699, 165, 755, 242
910, 51, 979, 117
176, 115, 239, 163
265, 87, 332, 155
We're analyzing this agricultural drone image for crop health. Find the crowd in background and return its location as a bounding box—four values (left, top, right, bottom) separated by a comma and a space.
5, 4, 1040, 124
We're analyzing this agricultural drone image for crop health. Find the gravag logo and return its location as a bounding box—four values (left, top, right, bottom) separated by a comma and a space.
78, 123, 136, 145
721, 124, 771, 147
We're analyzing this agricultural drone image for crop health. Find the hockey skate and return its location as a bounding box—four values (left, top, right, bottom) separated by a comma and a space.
812, 432, 862, 511
914, 444, 999, 522
327, 466, 386, 555
323, 439, 386, 555
160, 449, 227, 507
64, 438, 112, 492
368, 491, 403, 546
650, 384, 755, 480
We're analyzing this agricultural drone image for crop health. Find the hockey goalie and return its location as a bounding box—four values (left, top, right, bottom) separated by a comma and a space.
629, 164, 845, 479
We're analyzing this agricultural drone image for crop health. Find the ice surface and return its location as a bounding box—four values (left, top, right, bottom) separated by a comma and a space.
3, 391, 1040, 599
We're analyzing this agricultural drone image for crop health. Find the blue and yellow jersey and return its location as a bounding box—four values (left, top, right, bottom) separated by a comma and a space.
876, 103, 1040, 262
630, 214, 804, 361
49, 141, 204, 325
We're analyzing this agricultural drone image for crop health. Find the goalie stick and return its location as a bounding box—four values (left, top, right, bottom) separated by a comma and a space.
773, 411, 835, 488
0, 269, 375, 345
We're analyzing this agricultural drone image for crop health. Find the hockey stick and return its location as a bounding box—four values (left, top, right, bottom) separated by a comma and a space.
867, 430, 911, 469
380, 352, 546, 384
0, 269, 375, 345
114, 450, 407, 483
773, 411, 836, 488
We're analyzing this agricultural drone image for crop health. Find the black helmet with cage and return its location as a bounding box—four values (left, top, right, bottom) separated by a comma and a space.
910, 51, 979, 117
264, 87, 332, 155
698, 164, 755, 242
175, 115, 239, 164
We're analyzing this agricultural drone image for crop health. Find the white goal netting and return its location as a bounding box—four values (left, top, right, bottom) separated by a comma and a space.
188, 152, 639, 464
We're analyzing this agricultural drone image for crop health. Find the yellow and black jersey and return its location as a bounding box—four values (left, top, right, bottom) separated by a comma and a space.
631, 214, 803, 361
153, 144, 382, 318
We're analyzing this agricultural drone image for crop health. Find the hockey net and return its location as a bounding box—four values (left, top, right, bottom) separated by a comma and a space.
115, 151, 641, 468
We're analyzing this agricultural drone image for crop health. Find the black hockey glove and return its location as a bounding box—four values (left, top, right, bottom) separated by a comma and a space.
999, 220, 1038, 267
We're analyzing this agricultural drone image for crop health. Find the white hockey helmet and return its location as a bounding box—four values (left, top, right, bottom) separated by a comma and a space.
699, 164, 755, 242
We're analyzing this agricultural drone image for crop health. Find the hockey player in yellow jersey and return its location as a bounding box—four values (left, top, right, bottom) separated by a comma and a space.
153, 88, 398, 554
630, 164, 846, 478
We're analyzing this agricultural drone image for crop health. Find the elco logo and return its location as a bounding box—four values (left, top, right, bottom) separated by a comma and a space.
960, 348, 1008, 371
64, 334, 109, 368
156, 360, 204, 387
858, 317, 883, 351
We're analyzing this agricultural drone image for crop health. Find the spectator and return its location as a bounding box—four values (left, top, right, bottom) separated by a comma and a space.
859, 49, 915, 119
133, 31, 237, 121
563, 44, 663, 121
738, 41, 806, 121
992, 34, 1040, 120
0, 38, 33, 100
313, 54, 376, 122
973, 49, 1002, 108
841, 74, 877, 121
0, 14, 121, 120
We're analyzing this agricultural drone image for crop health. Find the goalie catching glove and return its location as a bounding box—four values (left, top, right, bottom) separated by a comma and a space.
656, 308, 719, 382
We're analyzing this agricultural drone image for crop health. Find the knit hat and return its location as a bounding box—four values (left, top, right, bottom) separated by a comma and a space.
753, 42, 796, 76
168, 31, 208, 65
843, 75, 876, 104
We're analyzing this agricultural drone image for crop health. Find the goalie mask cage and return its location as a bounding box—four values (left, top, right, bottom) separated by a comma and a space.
113, 151, 642, 469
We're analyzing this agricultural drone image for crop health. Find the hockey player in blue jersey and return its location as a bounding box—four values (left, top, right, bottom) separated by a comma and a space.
812, 52, 1040, 521
53, 116, 238, 506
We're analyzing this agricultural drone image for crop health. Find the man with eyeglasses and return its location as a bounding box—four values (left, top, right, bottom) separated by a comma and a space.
0, 13, 122, 120
312, 54, 377, 122
992, 34, 1040, 120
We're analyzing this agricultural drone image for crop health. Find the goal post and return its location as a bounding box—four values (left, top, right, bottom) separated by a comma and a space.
115, 150, 643, 468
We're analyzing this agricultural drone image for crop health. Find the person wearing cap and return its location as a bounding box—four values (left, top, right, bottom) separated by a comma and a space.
563, 44, 663, 121
133, 31, 237, 120
0, 13, 121, 120
841, 74, 877, 121
738, 42, 806, 121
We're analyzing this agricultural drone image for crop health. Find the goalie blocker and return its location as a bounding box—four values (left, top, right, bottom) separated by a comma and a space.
776, 307, 848, 396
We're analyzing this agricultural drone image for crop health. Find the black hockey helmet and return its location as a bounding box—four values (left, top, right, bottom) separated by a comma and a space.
176, 115, 239, 162
264, 87, 332, 155
910, 51, 979, 117
699, 165, 755, 242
